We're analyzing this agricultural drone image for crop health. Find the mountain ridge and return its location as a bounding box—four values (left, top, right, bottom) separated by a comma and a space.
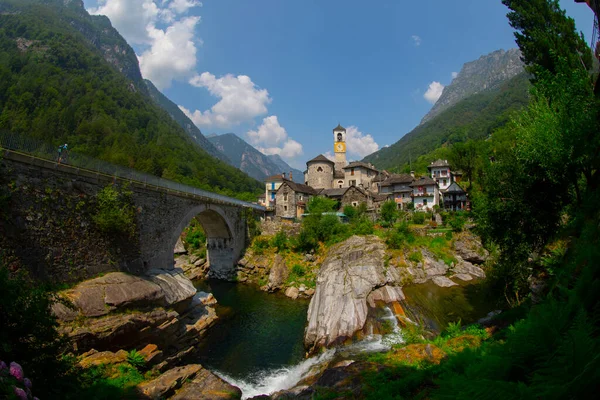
208, 133, 304, 183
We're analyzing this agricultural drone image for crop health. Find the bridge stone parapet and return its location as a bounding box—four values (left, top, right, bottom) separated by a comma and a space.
0, 150, 257, 283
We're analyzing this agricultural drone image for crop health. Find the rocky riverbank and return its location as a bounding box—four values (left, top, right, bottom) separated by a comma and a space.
52, 269, 242, 399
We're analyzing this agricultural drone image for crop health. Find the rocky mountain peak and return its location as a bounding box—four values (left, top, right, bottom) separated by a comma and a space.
420, 48, 524, 125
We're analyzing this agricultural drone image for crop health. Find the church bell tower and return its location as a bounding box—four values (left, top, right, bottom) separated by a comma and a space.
333, 124, 347, 172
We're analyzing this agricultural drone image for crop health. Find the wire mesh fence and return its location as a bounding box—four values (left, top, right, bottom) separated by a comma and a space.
0, 131, 264, 211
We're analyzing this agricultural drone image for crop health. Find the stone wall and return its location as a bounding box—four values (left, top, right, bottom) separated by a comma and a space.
306, 161, 333, 189
341, 187, 371, 209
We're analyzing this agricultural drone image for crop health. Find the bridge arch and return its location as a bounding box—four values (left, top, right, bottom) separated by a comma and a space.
171, 204, 242, 280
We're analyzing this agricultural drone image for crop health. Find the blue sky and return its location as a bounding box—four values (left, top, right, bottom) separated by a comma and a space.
83, 0, 595, 169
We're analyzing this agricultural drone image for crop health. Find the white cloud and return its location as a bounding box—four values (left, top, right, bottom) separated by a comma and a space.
346, 126, 379, 158
452, 71, 459, 79
411, 35, 422, 47
139, 16, 200, 89
323, 152, 335, 161
89, 0, 202, 89
185, 73, 271, 128
424, 81, 445, 104
169, 0, 202, 14
248, 116, 303, 159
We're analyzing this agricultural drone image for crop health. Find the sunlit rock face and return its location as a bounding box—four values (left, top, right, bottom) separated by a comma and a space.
304, 235, 404, 353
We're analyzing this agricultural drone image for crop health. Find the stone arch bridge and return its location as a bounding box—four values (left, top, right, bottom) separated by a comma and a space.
0, 149, 264, 281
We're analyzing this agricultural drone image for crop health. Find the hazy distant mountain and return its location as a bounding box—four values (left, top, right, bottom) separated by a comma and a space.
208, 133, 304, 183
144, 80, 231, 164
420, 49, 525, 126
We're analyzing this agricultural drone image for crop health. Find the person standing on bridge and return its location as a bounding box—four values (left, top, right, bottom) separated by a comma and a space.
57, 143, 68, 164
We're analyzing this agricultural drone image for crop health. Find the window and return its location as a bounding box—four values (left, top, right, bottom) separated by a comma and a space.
317, 166, 323, 172
423, 199, 428, 206
283, 193, 288, 201
349, 180, 356, 186
352, 201, 358, 207
299, 195, 303, 201
442, 179, 446, 186
351, 168, 355, 176
271, 193, 275, 200
271, 182, 275, 190
337, 133, 343, 141
284, 206, 287, 211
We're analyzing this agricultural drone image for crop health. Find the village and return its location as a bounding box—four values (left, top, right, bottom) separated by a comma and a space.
258, 124, 468, 220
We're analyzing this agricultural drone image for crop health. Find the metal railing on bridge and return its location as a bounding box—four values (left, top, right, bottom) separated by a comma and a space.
0, 131, 264, 211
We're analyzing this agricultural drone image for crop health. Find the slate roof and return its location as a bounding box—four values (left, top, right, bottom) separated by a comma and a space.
281, 180, 320, 195
372, 171, 391, 182
409, 176, 437, 187
444, 182, 466, 194
319, 188, 349, 198
342, 161, 379, 171
380, 173, 414, 186
334, 169, 345, 179
307, 154, 335, 164
333, 124, 346, 131
427, 159, 451, 169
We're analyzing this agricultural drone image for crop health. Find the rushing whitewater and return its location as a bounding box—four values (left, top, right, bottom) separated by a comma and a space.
216, 306, 404, 399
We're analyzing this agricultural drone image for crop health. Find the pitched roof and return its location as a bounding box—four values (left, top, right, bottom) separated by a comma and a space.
342, 161, 379, 171
307, 154, 335, 164
333, 124, 346, 132
265, 174, 285, 182
319, 188, 349, 198
444, 182, 466, 194
280, 180, 320, 195
427, 159, 451, 169
381, 173, 414, 186
409, 176, 437, 187
334, 169, 345, 179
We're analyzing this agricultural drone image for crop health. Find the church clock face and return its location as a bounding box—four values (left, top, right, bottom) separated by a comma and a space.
335, 142, 346, 152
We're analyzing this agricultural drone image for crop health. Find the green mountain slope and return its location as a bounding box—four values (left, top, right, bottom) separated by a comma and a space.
363, 73, 531, 171
0, 0, 261, 198
208, 133, 303, 183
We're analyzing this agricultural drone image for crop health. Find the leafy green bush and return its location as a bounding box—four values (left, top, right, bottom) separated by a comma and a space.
444, 230, 453, 240
352, 218, 375, 235
408, 251, 423, 263
251, 237, 270, 255
270, 231, 289, 252
184, 219, 206, 250
92, 185, 136, 237
343, 205, 357, 221
380, 200, 399, 227
291, 264, 306, 277
412, 212, 426, 225
447, 212, 467, 232
126, 350, 145, 370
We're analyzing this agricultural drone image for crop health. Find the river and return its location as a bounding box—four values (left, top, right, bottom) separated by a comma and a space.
194, 278, 496, 399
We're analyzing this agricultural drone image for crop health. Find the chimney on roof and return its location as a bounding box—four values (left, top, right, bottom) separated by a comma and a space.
410, 171, 415, 178
289, 171, 293, 180
282, 172, 286, 179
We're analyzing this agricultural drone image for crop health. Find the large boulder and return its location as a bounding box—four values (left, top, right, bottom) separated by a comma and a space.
266, 254, 288, 291
304, 236, 403, 353
452, 258, 486, 279
170, 367, 243, 399
453, 235, 489, 264
138, 364, 202, 399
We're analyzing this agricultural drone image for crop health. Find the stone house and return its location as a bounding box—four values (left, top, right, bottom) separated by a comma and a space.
410, 176, 439, 211
275, 181, 319, 220
305, 154, 335, 190
380, 173, 414, 209
443, 182, 467, 211
342, 161, 379, 189
320, 186, 371, 210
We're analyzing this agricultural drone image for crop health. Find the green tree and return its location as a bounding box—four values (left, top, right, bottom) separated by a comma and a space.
450, 140, 480, 189
380, 200, 399, 227
502, 0, 593, 80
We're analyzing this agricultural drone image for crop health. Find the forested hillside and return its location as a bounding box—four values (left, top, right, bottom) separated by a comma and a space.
0, 0, 262, 199
363, 72, 530, 171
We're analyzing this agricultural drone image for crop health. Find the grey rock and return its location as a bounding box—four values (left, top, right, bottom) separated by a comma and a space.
267, 254, 288, 291
285, 286, 299, 300
453, 258, 486, 278
454, 239, 488, 265
431, 276, 458, 287
452, 273, 473, 281
174, 237, 186, 254
304, 236, 402, 352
